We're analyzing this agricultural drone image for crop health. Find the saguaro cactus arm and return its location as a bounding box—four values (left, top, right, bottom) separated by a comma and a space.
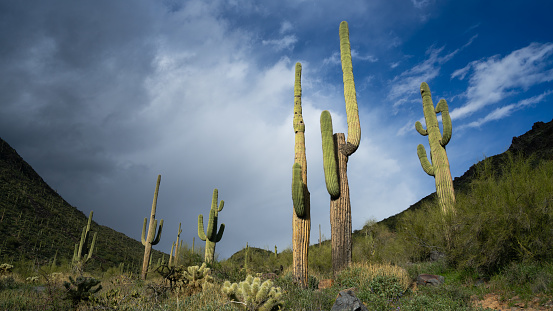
320, 110, 340, 198
292, 163, 305, 218
417, 144, 435, 176
435, 99, 451, 146
141, 218, 163, 246
339, 21, 361, 156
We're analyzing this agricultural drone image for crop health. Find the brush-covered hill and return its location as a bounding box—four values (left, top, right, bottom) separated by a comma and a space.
375, 118, 553, 232
0, 137, 166, 272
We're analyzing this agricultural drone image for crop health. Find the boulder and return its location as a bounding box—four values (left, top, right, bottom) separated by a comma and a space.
331, 288, 369, 311
417, 274, 445, 286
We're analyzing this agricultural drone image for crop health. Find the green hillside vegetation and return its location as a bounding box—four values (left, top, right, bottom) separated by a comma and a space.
0, 119, 552, 310
0, 138, 166, 276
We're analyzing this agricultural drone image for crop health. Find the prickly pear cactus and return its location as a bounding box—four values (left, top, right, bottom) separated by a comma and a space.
222, 275, 283, 311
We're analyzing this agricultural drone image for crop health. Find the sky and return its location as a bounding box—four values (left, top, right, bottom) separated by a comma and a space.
1, 0, 553, 260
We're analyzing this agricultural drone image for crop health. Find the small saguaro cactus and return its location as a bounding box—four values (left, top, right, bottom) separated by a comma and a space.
141, 175, 164, 280
198, 189, 225, 264
320, 20, 361, 276
291, 62, 310, 288
415, 82, 455, 216
72, 211, 98, 271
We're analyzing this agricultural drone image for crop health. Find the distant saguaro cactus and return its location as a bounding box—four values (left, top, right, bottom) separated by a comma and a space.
320, 21, 361, 276
415, 82, 455, 216
174, 223, 182, 266
141, 175, 164, 280
198, 189, 225, 264
291, 62, 310, 288
72, 211, 97, 271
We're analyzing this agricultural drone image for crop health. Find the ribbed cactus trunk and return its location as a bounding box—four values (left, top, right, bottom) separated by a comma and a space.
141, 175, 164, 280
415, 82, 455, 216
198, 189, 225, 264
320, 21, 361, 276
330, 133, 352, 274
292, 62, 310, 288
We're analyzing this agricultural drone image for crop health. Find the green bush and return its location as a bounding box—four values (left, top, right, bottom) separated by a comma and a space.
450, 154, 553, 274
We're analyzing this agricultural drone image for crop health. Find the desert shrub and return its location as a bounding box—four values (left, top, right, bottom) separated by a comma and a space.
353, 220, 409, 265
449, 154, 553, 274
308, 242, 332, 274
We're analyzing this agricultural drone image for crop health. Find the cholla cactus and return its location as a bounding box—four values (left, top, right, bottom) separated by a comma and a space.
222, 275, 283, 311
0, 263, 13, 275
63, 276, 102, 306
182, 262, 213, 290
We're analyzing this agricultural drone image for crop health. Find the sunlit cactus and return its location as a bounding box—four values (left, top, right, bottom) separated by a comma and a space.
72, 211, 97, 271
415, 82, 455, 216
198, 188, 225, 263
292, 62, 310, 288
320, 21, 361, 276
141, 175, 164, 280
222, 275, 283, 311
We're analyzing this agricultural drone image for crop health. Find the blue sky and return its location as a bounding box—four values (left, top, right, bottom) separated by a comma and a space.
1, 0, 552, 260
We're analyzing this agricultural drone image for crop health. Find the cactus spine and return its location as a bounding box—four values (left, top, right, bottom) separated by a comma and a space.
72, 210, 97, 269
415, 82, 455, 216
198, 189, 225, 264
141, 175, 164, 280
320, 21, 361, 276
292, 62, 311, 288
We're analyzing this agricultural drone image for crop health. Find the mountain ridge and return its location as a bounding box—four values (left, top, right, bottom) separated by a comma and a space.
376, 118, 553, 231
0, 137, 166, 272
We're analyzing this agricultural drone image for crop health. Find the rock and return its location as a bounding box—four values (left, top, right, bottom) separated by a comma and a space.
429, 250, 445, 261
331, 288, 369, 311
416, 274, 444, 286
318, 279, 334, 289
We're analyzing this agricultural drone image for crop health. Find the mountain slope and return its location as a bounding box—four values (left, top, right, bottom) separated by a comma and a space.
0, 137, 166, 272
376, 118, 553, 232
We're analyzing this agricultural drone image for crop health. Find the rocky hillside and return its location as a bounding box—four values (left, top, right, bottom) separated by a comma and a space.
376, 118, 553, 231
0, 137, 166, 272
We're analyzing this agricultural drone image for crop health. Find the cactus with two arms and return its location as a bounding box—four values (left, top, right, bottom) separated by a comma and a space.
198, 189, 225, 264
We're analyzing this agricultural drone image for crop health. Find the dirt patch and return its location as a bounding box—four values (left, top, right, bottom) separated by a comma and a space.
471, 293, 553, 310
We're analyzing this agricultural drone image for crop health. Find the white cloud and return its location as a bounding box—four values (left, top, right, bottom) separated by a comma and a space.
461, 90, 553, 129
323, 50, 378, 65
262, 35, 298, 51
389, 36, 477, 109
451, 42, 553, 121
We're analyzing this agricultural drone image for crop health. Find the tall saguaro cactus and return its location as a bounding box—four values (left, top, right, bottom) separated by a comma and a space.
72, 210, 97, 270
291, 62, 310, 288
320, 21, 361, 276
174, 223, 182, 266
141, 175, 164, 280
415, 82, 455, 216
198, 189, 225, 264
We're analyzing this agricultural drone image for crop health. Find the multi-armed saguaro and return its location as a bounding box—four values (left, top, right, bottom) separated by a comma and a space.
72, 210, 98, 269
415, 82, 455, 216
198, 189, 225, 264
291, 62, 311, 288
141, 175, 164, 280
320, 21, 361, 276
